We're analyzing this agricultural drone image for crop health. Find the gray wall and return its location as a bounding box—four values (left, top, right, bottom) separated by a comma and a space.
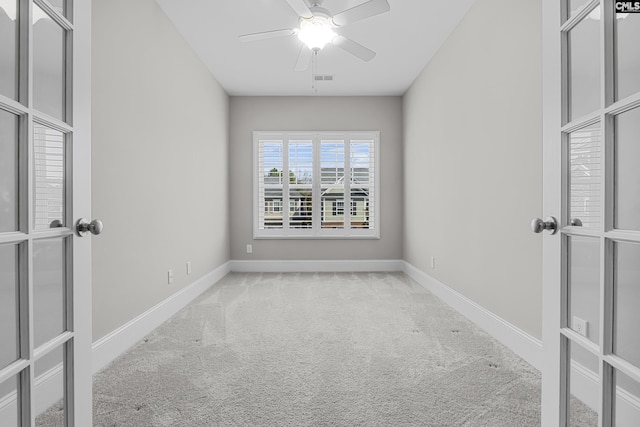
92, 0, 230, 341
402, 0, 543, 339
229, 96, 402, 261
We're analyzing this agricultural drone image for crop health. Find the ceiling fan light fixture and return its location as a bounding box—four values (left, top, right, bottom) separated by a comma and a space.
297, 17, 336, 50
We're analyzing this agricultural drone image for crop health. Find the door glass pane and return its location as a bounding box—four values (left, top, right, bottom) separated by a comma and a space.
47, 0, 66, 18
0, 109, 19, 232
569, 124, 601, 229
0, 243, 19, 370
0, 375, 19, 426
566, 0, 592, 21
567, 340, 599, 426
614, 107, 640, 231
33, 238, 66, 348
34, 123, 65, 230
614, 241, 640, 367
568, 9, 601, 122
33, 2, 66, 121
615, 14, 640, 101
321, 141, 344, 229
35, 346, 64, 426
568, 236, 600, 345
289, 141, 312, 229
0, 0, 18, 100
613, 368, 640, 427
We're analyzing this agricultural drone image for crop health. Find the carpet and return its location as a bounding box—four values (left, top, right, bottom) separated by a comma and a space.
38, 272, 597, 426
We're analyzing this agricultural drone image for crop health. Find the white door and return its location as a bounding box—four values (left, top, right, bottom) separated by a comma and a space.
541, 0, 640, 425
0, 0, 93, 425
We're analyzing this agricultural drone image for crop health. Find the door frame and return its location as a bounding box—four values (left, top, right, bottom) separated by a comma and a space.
71, 0, 93, 424
541, 0, 563, 423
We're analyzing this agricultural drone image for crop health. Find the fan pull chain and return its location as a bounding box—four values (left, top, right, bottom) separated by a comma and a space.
311, 49, 318, 93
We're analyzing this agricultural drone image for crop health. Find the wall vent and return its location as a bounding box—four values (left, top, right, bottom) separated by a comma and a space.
314, 74, 335, 81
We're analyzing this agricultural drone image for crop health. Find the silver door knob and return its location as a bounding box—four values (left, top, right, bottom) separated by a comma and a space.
531, 217, 558, 235
76, 218, 104, 237
570, 218, 583, 226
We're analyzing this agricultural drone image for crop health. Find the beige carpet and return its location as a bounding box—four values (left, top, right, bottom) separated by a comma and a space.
39, 272, 597, 426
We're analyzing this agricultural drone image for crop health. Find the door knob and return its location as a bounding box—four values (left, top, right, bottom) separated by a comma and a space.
76, 218, 104, 237
570, 218, 583, 226
531, 217, 558, 235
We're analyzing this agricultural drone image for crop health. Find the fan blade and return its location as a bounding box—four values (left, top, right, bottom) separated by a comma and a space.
332, 0, 390, 26
284, 0, 313, 18
239, 28, 296, 43
332, 35, 376, 62
295, 45, 313, 71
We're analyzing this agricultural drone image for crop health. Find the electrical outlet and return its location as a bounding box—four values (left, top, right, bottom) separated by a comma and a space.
168, 269, 174, 285
186, 261, 192, 275
431, 256, 436, 269
246, 244, 253, 254
573, 316, 588, 337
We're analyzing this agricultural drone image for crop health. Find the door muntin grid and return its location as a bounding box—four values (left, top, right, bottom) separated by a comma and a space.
0, 0, 76, 425
560, 1, 640, 425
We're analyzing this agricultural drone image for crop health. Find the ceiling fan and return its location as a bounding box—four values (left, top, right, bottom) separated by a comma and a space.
239, 0, 391, 71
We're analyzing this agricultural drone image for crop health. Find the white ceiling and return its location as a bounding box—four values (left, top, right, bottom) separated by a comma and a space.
154, 0, 477, 96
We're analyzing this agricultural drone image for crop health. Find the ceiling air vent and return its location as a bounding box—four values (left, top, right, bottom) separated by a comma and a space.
314, 74, 335, 81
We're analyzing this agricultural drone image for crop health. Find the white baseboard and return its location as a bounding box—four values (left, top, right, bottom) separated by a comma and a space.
228, 260, 640, 420
229, 259, 542, 370
402, 261, 543, 371
229, 259, 404, 273
91, 261, 231, 374
571, 361, 599, 412
0, 262, 231, 422
616, 382, 640, 425
0, 365, 64, 422
571, 362, 640, 422
13, 259, 637, 423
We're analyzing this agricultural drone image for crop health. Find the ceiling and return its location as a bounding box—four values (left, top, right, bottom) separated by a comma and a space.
154, 0, 477, 96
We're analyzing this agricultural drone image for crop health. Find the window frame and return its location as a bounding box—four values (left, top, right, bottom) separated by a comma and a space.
253, 131, 380, 239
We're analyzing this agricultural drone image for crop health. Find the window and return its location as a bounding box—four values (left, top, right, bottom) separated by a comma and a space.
254, 131, 379, 238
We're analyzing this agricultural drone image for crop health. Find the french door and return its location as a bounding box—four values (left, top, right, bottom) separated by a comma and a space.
0, 0, 92, 425
542, 0, 640, 425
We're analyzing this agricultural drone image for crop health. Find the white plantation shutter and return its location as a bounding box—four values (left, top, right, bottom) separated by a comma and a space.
288, 140, 313, 229
350, 139, 375, 230
34, 124, 65, 229
320, 140, 345, 229
257, 139, 283, 230
254, 131, 379, 238
569, 125, 601, 228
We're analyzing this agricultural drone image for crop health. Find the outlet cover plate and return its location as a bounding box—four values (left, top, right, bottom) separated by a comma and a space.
572, 316, 588, 337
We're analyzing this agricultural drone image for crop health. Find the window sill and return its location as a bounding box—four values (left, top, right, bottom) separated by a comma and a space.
253, 233, 381, 240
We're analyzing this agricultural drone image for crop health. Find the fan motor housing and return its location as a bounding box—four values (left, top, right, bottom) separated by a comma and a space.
308, 6, 332, 21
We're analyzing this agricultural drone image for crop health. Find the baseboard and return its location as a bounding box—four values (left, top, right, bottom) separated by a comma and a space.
571, 362, 640, 422
229, 259, 542, 369
91, 261, 231, 374
402, 261, 543, 371
8, 259, 636, 423
0, 262, 231, 421
571, 361, 599, 412
229, 259, 404, 273
0, 365, 64, 422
